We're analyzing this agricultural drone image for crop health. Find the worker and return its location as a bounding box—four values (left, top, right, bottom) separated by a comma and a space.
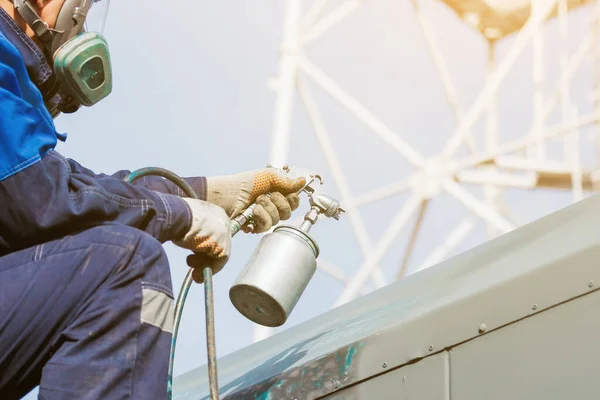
0, 0, 306, 399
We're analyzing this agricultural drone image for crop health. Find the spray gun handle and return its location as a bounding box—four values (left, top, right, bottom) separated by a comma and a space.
230, 166, 325, 235
230, 204, 257, 236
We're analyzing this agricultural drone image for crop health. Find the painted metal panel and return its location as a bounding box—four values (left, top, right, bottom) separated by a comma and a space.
451, 290, 600, 400
323, 352, 449, 400
173, 194, 600, 400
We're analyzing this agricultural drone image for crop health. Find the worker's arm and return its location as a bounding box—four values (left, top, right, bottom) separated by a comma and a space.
0, 150, 195, 253
85, 167, 207, 201
0, 35, 193, 253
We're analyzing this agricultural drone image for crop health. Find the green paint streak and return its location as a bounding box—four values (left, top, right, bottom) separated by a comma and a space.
256, 342, 365, 400
255, 391, 268, 400
256, 378, 288, 400
339, 345, 357, 376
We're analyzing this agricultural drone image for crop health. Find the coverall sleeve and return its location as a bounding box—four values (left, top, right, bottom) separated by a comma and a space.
90, 167, 207, 200
0, 150, 194, 253
0, 47, 194, 253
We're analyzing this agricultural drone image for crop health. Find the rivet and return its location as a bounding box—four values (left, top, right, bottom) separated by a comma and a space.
382, 362, 387, 369
478, 323, 487, 333
428, 345, 434, 351
589, 281, 594, 288
532, 304, 538, 310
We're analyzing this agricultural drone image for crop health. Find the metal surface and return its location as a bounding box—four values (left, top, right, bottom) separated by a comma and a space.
451, 288, 600, 400
263, 0, 600, 344
323, 352, 449, 400
173, 192, 600, 400
230, 225, 319, 327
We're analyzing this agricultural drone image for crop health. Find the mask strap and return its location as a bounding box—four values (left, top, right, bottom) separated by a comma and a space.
11, 0, 55, 50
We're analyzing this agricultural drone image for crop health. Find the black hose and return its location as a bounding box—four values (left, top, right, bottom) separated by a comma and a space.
123, 167, 219, 400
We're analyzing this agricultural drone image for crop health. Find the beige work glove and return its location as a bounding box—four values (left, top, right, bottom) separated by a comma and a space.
206, 168, 306, 233
173, 198, 232, 283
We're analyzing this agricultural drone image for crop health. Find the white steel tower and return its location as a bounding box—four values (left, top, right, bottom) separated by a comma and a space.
259, 0, 600, 341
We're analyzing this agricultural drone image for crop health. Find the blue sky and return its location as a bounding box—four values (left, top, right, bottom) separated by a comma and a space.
22, 0, 596, 397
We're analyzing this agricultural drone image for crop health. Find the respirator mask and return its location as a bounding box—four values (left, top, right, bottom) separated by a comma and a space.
13, 0, 112, 111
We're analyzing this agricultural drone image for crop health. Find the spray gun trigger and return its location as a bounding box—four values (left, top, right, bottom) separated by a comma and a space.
312, 174, 324, 187
300, 173, 324, 195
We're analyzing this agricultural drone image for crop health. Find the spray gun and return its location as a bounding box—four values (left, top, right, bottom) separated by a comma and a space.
123, 165, 344, 399
229, 167, 345, 327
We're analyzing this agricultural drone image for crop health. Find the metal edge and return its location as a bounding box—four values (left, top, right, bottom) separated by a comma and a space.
174, 193, 600, 399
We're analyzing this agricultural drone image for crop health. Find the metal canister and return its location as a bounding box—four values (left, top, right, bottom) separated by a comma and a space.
229, 225, 319, 327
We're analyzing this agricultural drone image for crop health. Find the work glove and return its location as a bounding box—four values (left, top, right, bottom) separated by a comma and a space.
173, 198, 232, 283
206, 167, 306, 233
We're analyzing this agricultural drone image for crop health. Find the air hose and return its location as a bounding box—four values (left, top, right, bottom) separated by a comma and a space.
124, 167, 233, 400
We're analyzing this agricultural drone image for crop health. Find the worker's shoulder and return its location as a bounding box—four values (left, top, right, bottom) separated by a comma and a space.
0, 23, 59, 182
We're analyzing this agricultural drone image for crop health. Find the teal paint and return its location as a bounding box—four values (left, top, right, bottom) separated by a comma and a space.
256, 390, 272, 400
337, 345, 358, 377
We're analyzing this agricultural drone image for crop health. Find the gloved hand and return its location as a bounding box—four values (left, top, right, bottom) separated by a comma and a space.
173, 198, 232, 283
206, 167, 306, 233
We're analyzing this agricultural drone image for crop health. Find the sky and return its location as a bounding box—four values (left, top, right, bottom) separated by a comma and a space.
22, 0, 598, 398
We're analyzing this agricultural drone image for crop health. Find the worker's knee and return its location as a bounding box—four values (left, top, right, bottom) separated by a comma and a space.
102, 225, 173, 294
70, 225, 175, 334
65, 224, 173, 295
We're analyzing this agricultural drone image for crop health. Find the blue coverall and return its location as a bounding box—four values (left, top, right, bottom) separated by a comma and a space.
0, 8, 205, 399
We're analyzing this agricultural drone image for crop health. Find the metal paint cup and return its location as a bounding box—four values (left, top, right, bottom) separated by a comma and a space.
229, 225, 319, 327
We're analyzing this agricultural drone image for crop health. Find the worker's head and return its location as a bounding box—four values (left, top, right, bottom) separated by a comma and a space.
1, 0, 112, 115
